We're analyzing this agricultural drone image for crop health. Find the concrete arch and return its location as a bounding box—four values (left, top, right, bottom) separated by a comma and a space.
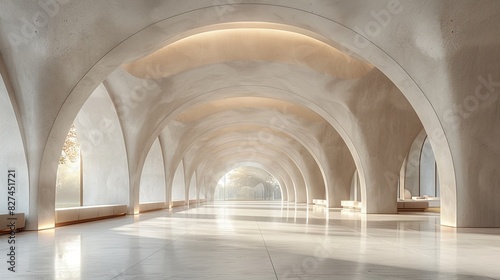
123, 63, 418, 214
188, 139, 307, 202
123, 27, 373, 80
195, 142, 308, 203
184, 135, 323, 204
105, 64, 369, 213
208, 163, 288, 203
198, 152, 303, 203
197, 158, 294, 203
103, 60, 420, 220
155, 133, 299, 206
211, 166, 283, 202
31, 2, 455, 229
178, 123, 318, 203
158, 102, 346, 207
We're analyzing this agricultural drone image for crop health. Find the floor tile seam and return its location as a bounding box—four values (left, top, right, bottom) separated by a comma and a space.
109, 241, 177, 280
340, 224, 449, 258
111, 217, 213, 279
328, 219, 498, 279
357, 232, 496, 279
256, 220, 279, 280
109, 237, 197, 278
0, 228, 113, 254
327, 222, 370, 236
303, 223, 498, 280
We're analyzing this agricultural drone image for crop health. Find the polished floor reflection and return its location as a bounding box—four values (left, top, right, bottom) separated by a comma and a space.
1, 202, 500, 279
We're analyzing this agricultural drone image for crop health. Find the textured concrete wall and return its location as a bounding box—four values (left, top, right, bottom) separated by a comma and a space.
188, 173, 197, 201
172, 160, 186, 201
74, 84, 129, 206
139, 138, 165, 203
0, 54, 29, 215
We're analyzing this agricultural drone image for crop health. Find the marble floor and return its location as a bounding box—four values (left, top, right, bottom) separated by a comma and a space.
1, 201, 500, 279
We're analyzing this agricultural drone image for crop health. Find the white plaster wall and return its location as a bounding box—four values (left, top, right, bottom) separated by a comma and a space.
0, 57, 29, 215
344, 69, 423, 213
298, 148, 325, 203
55, 160, 80, 208
188, 173, 197, 201
172, 160, 186, 202
139, 138, 165, 203
74, 84, 129, 206
197, 170, 206, 200
347, 1, 500, 226
321, 127, 356, 207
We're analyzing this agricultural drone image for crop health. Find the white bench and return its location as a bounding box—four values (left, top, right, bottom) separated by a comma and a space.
341, 200, 361, 211
412, 197, 440, 208
55, 205, 127, 226
397, 200, 429, 211
427, 198, 440, 208
172, 200, 186, 207
313, 199, 327, 206
139, 202, 165, 213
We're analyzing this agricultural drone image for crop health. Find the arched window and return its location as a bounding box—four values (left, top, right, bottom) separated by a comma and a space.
399, 134, 440, 202
419, 137, 439, 197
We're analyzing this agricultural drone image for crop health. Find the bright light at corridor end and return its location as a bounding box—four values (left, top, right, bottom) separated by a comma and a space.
215, 166, 282, 201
